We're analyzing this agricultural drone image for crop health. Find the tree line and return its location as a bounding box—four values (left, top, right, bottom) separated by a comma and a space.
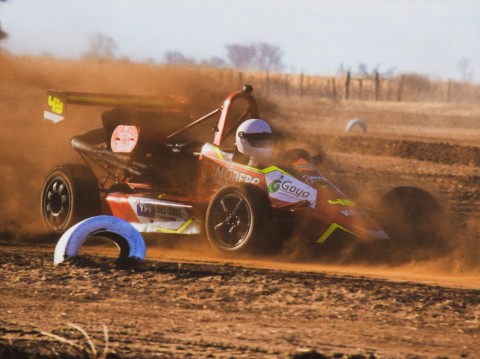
83, 34, 285, 72
0, 20, 476, 92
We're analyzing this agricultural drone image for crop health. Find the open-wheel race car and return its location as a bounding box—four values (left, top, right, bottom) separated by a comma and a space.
41, 86, 443, 263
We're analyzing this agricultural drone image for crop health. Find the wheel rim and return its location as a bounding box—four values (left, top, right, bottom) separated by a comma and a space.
43, 177, 71, 229
211, 193, 251, 249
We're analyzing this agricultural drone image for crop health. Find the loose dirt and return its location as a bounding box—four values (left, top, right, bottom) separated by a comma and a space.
1, 242, 479, 359
1, 55, 479, 358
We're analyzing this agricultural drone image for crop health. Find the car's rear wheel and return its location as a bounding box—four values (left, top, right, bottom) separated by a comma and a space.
41, 164, 100, 233
205, 184, 272, 254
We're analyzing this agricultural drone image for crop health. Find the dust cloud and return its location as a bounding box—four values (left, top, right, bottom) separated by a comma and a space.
0, 54, 235, 236
0, 53, 479, 283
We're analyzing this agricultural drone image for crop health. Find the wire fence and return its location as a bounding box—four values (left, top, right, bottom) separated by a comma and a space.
193, 67, 480, 103
5, 53, 478, 104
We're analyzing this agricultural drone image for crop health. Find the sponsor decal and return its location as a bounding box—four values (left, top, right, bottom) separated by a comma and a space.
214, 166, 261, 185
302, 174, 327, 185
137, 202, 155, 217
266, 171, 317, 207
268, 176, 311, 199
136, 202, 183, 220
157, 205, 183, 218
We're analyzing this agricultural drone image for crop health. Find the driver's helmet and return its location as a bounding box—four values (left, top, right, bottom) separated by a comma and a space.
235, 119, 273, 160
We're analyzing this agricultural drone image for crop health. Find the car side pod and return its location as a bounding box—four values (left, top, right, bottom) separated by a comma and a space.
54, 215, 146, 266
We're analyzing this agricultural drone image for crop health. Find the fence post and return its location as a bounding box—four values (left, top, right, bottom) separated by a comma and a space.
284, 74, 289, 97
332, 77, 337, 101
375, 71, 380, 101
387, 79, 392, 101
343, 71, 351, 100
397, 75, 403, 102
300, 73, 304, 97
265, 70, 270, 96
447, 79, 452, 102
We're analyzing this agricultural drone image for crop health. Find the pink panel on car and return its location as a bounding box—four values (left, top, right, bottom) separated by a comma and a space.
111, 125, 139, 153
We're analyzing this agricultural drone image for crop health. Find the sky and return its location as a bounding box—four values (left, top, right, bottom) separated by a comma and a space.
1, 0, 479, 81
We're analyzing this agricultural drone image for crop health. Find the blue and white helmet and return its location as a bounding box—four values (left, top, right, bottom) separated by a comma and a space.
236, 119, 273, 160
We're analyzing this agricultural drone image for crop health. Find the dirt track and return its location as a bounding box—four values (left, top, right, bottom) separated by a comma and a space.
1, 242, 479, 359
1, 55, 480, 358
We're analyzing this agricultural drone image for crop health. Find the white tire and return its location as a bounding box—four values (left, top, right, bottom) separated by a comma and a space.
54, 215, 146, 265
345, 118, 367, 133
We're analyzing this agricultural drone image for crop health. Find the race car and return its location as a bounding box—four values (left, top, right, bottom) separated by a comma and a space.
41, 85, 441, 257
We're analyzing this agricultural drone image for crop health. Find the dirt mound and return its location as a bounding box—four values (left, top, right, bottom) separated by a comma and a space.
310, 134, 480, 166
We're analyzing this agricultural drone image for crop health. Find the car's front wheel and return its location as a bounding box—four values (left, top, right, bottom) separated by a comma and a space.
41, 164, 100, 233
378, 186, 449, 257
205, 184, 272, 254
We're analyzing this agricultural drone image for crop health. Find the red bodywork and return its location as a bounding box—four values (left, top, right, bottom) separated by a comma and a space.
100, 87, 388, 243
46, 86, 388, 245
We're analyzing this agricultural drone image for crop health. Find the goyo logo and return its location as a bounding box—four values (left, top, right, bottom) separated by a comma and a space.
269, 176, 311, 198
268, 178, 282, 193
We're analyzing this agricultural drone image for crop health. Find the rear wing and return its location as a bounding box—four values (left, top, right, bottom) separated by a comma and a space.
43, 90, 188, 123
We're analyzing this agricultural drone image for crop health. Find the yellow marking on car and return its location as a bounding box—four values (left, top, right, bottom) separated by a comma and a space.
48, 96, 64, 114
67, 95, 176, 109
327, 199, 355, 206
155, 218, 194, 234
213, 147, 224, 160
317, 222, 356, 243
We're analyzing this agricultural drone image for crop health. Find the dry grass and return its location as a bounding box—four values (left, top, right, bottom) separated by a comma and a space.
40, 323, 109, 359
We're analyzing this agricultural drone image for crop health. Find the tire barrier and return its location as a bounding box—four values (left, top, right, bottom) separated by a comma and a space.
345, 118, 368, 133
54, 215, 146, 265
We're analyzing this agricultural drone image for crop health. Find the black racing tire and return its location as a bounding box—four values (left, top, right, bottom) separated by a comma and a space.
41, 164, 101, 233
378, 186, 445, 251
205, 184, 272, 254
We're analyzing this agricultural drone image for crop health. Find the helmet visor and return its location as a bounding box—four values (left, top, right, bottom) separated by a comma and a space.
238, 131, 273, 148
